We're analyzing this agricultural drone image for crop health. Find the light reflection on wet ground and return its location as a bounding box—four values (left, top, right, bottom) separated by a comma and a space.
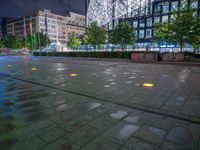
0, 56, 200, 149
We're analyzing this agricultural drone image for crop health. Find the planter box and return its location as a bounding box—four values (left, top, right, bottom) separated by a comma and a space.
144, 53, 158, 63
174, 53, 184, 61
131, 53, 144, 62
161, 53, 174, 61
160, 53, 184, 61
131, 52, 158, 63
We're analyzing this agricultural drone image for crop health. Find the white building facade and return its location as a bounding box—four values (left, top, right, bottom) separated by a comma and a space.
6, 9, 86, 48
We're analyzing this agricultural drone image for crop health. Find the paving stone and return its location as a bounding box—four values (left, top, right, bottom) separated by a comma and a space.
0, 135, 18, 150
38, 126, 66, 143
12, 127, 37, 142
67, 125, 101, 147
133, 125, 167, 145
123, 111, 148, 126
101, 109, 129, 123
59, 112, 95, 132
40, 137, 80, 150
11, 137, 45, 150
160, 141, 191, 150
1, 56, 200, 150
87, 118, 114, 132
81, 136, 119, 150
102, 121, 139, 145
146, 116, 174, 130
166, 126, 198, 149
119, 137, 158, 150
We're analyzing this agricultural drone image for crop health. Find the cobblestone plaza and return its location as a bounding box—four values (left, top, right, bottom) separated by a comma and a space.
0, 56, 200, 150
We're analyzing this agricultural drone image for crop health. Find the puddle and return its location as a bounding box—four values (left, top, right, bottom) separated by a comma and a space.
56, 104, 69, 112
104, 85, 111, 88
148, 126, 166, 136
110, 82, 116, 85
79, 102, 101, 111
126, 81, 132, 84
124, 116, 140, 123
110, 111, 128, 119
118, 124, 139, 139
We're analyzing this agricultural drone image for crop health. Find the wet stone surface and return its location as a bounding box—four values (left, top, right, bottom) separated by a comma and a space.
0, 56, 200, 150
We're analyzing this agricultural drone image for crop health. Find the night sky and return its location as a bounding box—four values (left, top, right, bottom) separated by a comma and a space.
0, 0, 85, 18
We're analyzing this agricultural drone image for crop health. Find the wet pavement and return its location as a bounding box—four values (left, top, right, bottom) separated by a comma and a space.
0, 56, 200, 150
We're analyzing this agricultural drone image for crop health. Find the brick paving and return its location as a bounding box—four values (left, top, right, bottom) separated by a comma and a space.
0, 56, 200, 150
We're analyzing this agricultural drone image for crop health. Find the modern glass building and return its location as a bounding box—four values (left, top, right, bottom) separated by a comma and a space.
118, 0, 200, 46
86, 0, 200, 47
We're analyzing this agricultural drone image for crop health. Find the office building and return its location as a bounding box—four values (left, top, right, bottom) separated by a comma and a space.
5, 9, 86, 46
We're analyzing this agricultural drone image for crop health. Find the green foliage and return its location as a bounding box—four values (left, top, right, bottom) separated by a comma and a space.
26, 32, 51, 50
154, 9, 200, 52
110, 22, 136, 51
0, 39, 5, 48
68, 33, 81, 49
4, 35, 23, 49
84, 22, 107, 49
184, 52, 200, 58
0, 32, 50, 50
34, 51, 133, 59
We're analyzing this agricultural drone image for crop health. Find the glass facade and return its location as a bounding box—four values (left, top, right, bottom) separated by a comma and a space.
119, 0, 200, 43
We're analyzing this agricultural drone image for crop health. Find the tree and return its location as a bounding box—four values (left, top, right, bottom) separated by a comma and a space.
154, 22, 176, 46
4, 35, 23, 49
110, 22, 136, 51
154, 9, 200, 52
0, 39, 5, 48
84, 22, 107, 49
68, 33, 81, 49
26, 32, 51, 50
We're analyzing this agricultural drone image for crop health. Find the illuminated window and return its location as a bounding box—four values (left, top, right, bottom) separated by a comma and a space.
133, 21, 138, 28
139, 30, 144, 38
190, 0, 198, 8
162, 15, 168, 23
146, 18, 152, 27
140, 19, 145, 27
146, 29, 152, 38
154, 3, 161, 13
180, 0, 188, 10
171, 1, 179, 12
154, 17, 160, 25
162, 2, 169, 13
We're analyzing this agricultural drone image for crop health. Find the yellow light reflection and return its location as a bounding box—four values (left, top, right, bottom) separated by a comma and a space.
31, 68, 38, 71
143, 83, 154, 87
69, 74, 78, 77
6, 65, 12, 67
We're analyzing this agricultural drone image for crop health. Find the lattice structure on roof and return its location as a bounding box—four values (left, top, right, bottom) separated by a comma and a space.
86, 0, 150, 27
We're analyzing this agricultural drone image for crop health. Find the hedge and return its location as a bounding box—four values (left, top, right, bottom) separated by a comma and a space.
33, 51, 160, 59
33, 52, 134, 59
184, 52, 200, 59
